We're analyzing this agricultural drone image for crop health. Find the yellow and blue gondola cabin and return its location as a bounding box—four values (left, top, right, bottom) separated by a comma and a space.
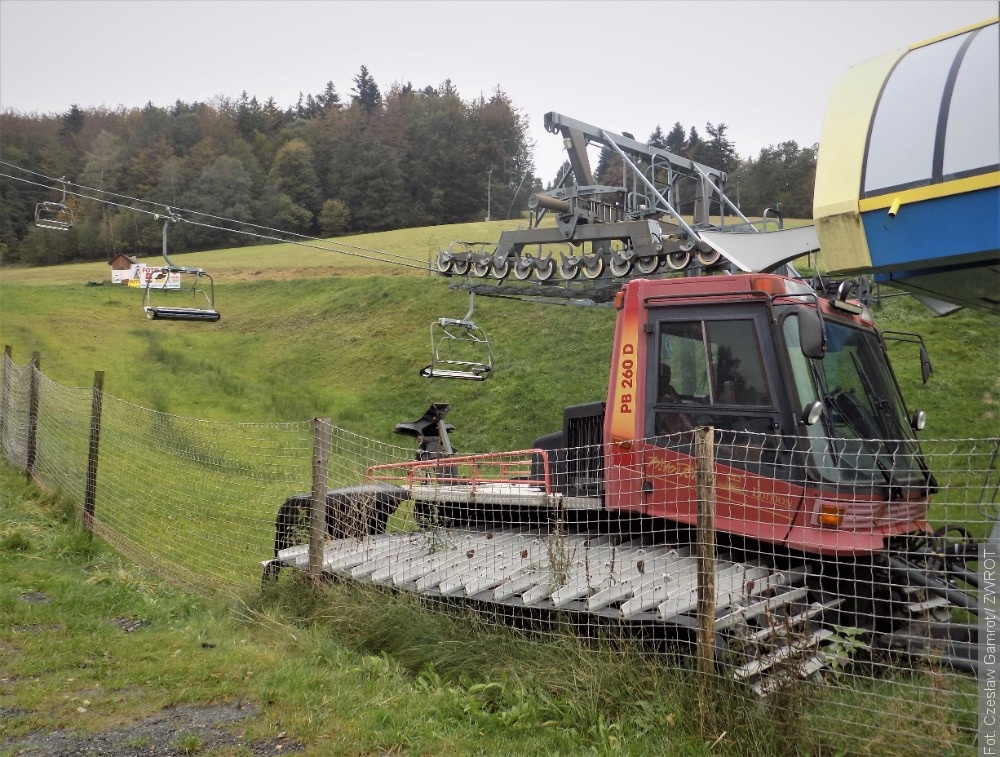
814, 18, 1000, 314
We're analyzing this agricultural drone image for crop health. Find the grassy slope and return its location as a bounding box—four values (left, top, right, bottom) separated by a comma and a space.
0, 220, 621, 451
1, 221, 997, 444
1, 222, 993, 754
0, 465, 977, 756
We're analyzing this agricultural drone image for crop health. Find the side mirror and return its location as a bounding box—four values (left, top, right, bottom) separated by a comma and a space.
919, 343, 933, 385
801, 400, 824, 426
911, 410, 927, 431
882, 330, 933, 385
798, 309, 825, 359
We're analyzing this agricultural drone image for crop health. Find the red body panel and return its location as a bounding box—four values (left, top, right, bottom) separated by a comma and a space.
601, 275, 929, 556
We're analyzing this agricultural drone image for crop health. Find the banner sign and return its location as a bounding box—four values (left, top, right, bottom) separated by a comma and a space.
124, 264, 182, 289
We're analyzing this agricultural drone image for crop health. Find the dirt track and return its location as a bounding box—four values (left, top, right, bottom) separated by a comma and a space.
3, 701, 304, 756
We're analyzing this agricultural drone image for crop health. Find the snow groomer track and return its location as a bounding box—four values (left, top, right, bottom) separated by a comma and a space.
274, 525, 840, 693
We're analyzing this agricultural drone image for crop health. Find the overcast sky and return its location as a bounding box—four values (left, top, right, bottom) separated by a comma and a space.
1, 1, 995, 181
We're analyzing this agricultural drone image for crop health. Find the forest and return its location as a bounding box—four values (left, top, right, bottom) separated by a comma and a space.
0, 66, 817, 266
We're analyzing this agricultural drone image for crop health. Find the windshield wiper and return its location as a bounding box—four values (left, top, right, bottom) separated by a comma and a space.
848, 352, 934, 493
849, 353, 900, 439
809, 361, 893, 488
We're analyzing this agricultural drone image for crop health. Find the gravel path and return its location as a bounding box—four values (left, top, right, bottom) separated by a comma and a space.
2, 701, 304, 756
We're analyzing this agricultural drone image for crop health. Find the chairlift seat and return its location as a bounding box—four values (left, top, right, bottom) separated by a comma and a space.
35, 218, 74, 231
142, 262, 220, 323
162, 264, 206, 276
144, 306, 221, 322
419, 364, 492, 381
140, 212, 220, 323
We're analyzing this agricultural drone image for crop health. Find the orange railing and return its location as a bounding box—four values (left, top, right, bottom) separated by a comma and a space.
367, 449, 553, 495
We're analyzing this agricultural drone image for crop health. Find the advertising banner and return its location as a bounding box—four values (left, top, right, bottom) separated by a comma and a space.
124, 264, 182, 289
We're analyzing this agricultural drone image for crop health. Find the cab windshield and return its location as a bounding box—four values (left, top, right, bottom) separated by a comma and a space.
783, 314, 929, 492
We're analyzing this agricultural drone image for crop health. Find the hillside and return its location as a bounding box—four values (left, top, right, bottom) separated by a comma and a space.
1, 221, 997, 446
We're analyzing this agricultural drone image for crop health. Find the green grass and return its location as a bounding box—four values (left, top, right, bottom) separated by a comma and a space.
0, 466, 979, 755
0, 272, 617, 449
0, 223, 995, 754
2, 243, 997, 444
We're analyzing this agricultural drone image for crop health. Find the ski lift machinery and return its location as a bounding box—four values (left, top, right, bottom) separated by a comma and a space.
142, 210, 221, 322
34, 177, 75, 230
420, 288, 493, 380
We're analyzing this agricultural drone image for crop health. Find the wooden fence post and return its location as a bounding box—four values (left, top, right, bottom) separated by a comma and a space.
83, 371, 104, 531
0, 346, 10, 462
25, 351, 40, 484
309, 418, 332, 580
695, 426, 717, 724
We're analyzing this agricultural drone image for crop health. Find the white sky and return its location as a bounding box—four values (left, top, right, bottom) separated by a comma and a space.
1, 0, 995, 181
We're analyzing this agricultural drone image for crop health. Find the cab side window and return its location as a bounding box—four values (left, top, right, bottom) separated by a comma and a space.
656, 319, 770, 407
653, 318, 780, 472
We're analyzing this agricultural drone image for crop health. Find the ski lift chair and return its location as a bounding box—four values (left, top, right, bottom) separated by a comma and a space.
142, 267, 220, 322
34, 178, 74, 230
420, 292, 493, 380
34, 201, 75, 230
142, 211, 221, 322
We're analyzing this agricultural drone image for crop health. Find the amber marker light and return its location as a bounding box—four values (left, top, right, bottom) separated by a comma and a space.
818, 502, 846, 528
749, 275, 786, 295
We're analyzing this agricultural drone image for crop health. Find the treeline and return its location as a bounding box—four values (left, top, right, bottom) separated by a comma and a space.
591, 121, 817, 222
0, 67, 535, 265
0, 65, 817, 267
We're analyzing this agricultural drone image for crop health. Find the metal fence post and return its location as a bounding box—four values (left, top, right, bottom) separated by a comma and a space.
0, 346, 10, 463
25, 351, 40, 483
695, 426, 717, 724
83, 371, 104, 531
310, 418, 332, 580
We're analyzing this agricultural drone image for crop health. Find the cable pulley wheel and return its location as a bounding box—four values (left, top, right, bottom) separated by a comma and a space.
513, 256, 535, 280
635, 255, 660, 274
492, 257, 511, 280
666, 251, 692, 271
559, 257, 581, 280
535, 256, 556, 282
436, 251, 454, 273
581, 255, 605, 279
609, 255, 633, 278
696, 249, 722, 267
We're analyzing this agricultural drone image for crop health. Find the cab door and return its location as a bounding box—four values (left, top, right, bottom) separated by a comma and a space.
640, 308, 806, 544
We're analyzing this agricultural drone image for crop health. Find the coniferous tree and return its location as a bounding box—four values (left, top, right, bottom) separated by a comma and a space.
704, 122, 737, 172
317, 81, 341, 110
351, 65, 382, 115
647, 125, 666, 150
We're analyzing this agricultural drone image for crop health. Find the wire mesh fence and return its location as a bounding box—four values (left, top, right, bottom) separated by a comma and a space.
1, 350, 994, 753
